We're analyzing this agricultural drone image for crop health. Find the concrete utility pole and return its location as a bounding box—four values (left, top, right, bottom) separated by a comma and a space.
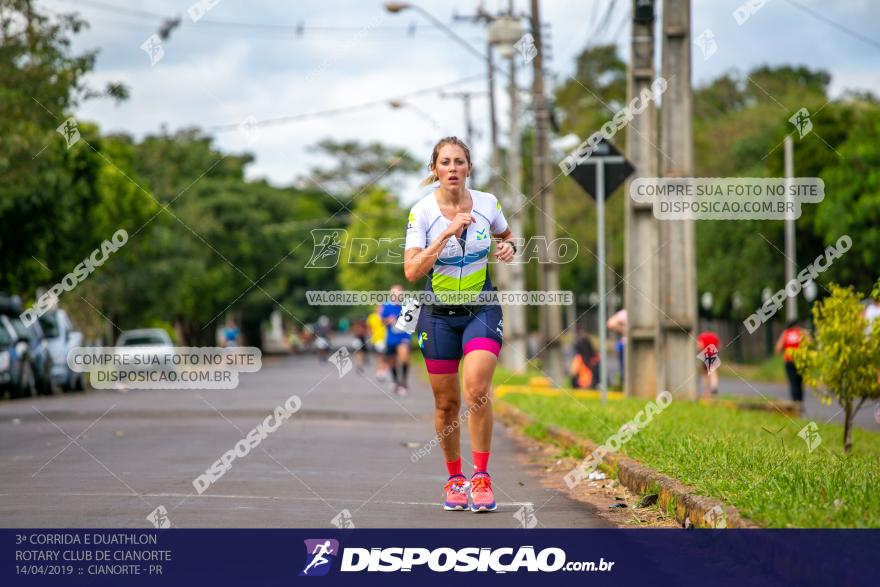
529, 0, 564, 385
454, 8, 529, 373
624, 0, 660, 398
658, 0, 697, 399
784, 135, 797, 322
503, 34, 528, 372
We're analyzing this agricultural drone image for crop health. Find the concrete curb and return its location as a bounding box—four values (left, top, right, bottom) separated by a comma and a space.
496, 401, 760, 529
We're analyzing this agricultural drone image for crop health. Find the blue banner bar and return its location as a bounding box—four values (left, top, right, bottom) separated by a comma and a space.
4, 529, 875, 586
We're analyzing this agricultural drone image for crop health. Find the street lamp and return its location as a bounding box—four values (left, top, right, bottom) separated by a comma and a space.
384, 2, 488, 63
760, 287, 774, 356
701, 291, 713, 312
732, 291, 744, 363
804, 280, 818, 331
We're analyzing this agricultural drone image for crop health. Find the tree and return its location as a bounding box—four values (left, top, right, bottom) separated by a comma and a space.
338, 188, 407, 297
298, 139, 420, 197
814, 100, 880, 292
0, 0, 133, 295
791, 283, 880, 453
552, 44, 629, 306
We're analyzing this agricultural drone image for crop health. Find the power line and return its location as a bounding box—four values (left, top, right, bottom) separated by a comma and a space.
54, 0, 482, 36
586, 0, 617, 48
208, 73, 487, 131
609, 5, 631, 47
782, 0, 880, 51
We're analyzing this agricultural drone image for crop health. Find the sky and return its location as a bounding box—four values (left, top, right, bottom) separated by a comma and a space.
39, 0, 880, 204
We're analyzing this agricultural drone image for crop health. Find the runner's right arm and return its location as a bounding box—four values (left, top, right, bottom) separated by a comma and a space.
404, 212, 474, 282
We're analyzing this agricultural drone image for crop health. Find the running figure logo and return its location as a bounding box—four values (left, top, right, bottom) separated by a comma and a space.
697, 343, 720, 374
300, 539, 339, 577
789, 107, 813, 139
306, 229, 346, 268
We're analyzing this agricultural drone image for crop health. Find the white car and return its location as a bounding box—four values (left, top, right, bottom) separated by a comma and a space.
115, 328, 176, 374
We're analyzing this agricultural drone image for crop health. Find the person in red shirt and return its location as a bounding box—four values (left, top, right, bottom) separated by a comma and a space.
775, 319, 806, 408
696, 330, 720, 396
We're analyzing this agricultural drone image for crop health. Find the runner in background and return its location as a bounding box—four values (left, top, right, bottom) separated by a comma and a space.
315, 315, 331, 361
222, 319, 240, 348
607, 309, 627, 387
351, 317, 368, 374
381, 284, 412, 396
776, 319, 807, 413
696, 329, 721, 396
367, 305, 389, 381
570, 331, 597, 389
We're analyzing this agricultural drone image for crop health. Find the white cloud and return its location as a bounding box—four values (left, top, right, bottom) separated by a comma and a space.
38, 0, 880, 192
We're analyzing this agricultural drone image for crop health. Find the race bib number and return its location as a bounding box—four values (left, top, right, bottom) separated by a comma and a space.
395, 300, 421, 334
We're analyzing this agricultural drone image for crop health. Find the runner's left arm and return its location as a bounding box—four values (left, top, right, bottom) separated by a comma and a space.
490, 198, 515, 262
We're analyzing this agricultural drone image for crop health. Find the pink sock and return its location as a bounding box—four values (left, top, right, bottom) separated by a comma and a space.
473, 451, 490, 474
446, 458, 462, 477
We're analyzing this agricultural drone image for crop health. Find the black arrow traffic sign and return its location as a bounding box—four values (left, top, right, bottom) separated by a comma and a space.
568, 137, 635, 200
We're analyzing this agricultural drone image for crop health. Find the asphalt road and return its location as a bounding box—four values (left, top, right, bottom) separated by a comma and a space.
717, 375, 880, 431
0, 354, 611, 529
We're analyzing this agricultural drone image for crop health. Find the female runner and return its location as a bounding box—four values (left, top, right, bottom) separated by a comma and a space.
403, 136, 516, 512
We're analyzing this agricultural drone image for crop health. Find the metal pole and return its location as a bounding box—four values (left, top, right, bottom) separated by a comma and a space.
597, 160, 608, 404
784, 135, 797, 322
505, 51, 528, 372
487, 42, 502, 215
462, 93, 473, 148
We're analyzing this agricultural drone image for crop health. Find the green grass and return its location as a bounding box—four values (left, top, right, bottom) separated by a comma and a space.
721, 354, 787, 384
493, 363, 552, 387
502, 392, 880, 528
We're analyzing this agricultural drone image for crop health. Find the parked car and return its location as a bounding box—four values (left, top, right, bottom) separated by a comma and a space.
0, 315, 21, 393
115, 328, 176, 373
5, 314, 60, 395
38, 309, 85, 391
0, 296, 36, 398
